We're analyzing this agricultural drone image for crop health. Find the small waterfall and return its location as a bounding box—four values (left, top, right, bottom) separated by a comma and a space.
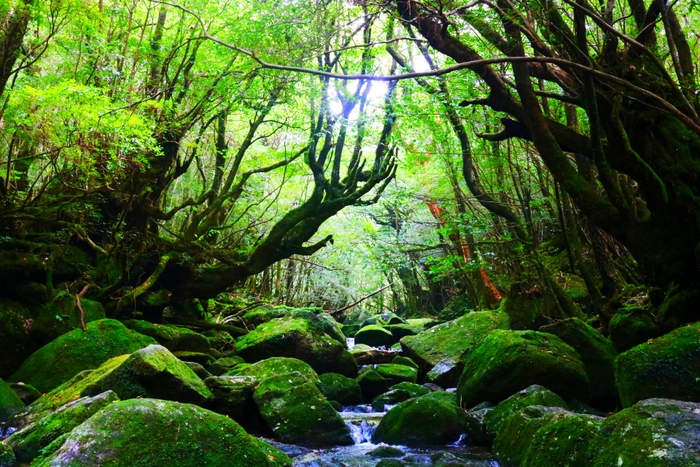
346, 337, 355, 350
346, 419, 377, 444
340, 405, 385, 445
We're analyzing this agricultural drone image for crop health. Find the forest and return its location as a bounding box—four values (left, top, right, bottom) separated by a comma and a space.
1, 0, 700, 466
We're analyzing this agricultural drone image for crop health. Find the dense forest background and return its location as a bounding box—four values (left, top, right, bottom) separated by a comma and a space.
1, 0, 699, 334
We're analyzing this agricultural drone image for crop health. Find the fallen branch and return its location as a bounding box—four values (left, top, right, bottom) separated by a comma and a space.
330, 284, 392, 315
75, 285, 90, 331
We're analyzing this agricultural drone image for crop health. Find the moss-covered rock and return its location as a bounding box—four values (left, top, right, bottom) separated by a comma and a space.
457, 330, 590, 408
521, 413, 602, 467
463, 403, 493, 446
234, 357, 318, 381
373, 389, 411, 405
10, 319, 157, 393
235, 317, 346, 374
367, 446, 405, 458
389, 382, 430, 399
391, 356, 418, 369
253, 372, 353, 446
172, 350, 215, 366
609, 308, 662, 352
0, 299, 37, 379
9, 382, 41, 406
615, 323, 700, 408
483, 385, 568, 441
400, 311, 510, 372
354, 325, 395, 347
371, 364, 418, 386
208, 356, 245, 376
318, 373, 362, 406
0, 443, 15, 467
501, 288, 564, 330
362, 312, 407, 327
350, 347, 398, 365
290, 310, 346, 344
30, 296, 106, 349
385, 324, 419, 341
540, 318, 618, 409
203, 375, 269, 434
254, 439, 293, 467
591, 398, 700, 466
31, 398, 288, 467
335, 349, 359, 378
183, 361, 211, 379
424, 358, 463, 389
492, 405, 572, 467
0, 378, 24, 422
5, 390, 119, 463
123, 320, 210, 353
356, 369, 388, 402
372, 393, 467, 446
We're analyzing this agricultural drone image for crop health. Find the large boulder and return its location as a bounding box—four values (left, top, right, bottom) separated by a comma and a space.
289, 310, 346, 344
5, 391, 119, 463
234, 357, 318, 381
10, 319, 156, 393
0, 378, 24, 422
29, 296, 106, 348
591, 398, 700, 466
540, 318, 618, 409
123, 319, 210, 352
457, 330, 590, 408
253, 372, 353, 446
203, 375, 269, 435
616, 322, 700, 408
0, 299, 36, 379
608, 308, 662, 352
370, 364, 418, 386
355, 369, 388, 401
372, 393, 468, 446
235, 317, 345, 374
318, 373, 362, 406
354, 325, 395, 347
31, 398, 290, 467
521, 413, 602, 467
400, 311, 510, 372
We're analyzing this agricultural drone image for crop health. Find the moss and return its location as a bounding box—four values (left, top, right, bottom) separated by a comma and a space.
236, 357, 318, 382
483, 385, 568, 440
31, 398, 281, 467
356, 369, 388, 402
0, 299, 37, 378
253, 372, 353, 446
372, 393, 468, 446
373, 389, 411, 405
123, 320, 210, 352
172, 351, 214, 366
615, 322, 700, 408
334, 349, 358, 378
389, 382, 430, 398
400, 311, 510, 371
354, 325, 395, 347
385, 324, 419, 341
362, 313, 407, 326
521, 413, 602, 467
591, 398, 700, 466
501, 289, 560, 330
30, 296, 106, 347
288, 310, 345, 344
5, 390, 119, 463
10, 319, 157, 393
253, 439, 292, 467
391, 356, 418, 369
371, 364, 418, 386
318, 373, 362, 405
608, 309, 662, 352
0, 377, 24, 422
209, 356, 246, 376
203, 375, 269, 435
9, 382, 41, 405
457, 330, 590, 408
0, 442, 16, 467
424, 358, 463, 388
540, 318, 618, 409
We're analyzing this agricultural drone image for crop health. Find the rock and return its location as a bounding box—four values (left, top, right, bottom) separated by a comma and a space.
10, 319, 157, 393
341, 324, 360, 338
234, 357, 318, 382
253, 372, 353, 446
0, 378, 24, 422
123, 319, 211, 352
521, 413, 602, 467
183, 361, 211, 379
372, 393, 468, 446
15, 345, 212, 427
483, 385, 568, 441
173, 350, 215, 366
0, 443, 15, 467
590, 398, 700, 466
362, 312, 407, 326
335, 349, 359, 378
389, 382, 430, 399
350, 347, 398, 365
289, 310, 346, 344
355, 325, 395, 347
422, 383, 444, 392
385, 323, 419, 341
356, 369, 389, 402
29, 296, 106, 349
0, 299, 37, 379
400, 311, 510, 372
367, 446, 405, 457
539, 318, 618, 409
9, 383, 41, 405
391, 356, 418, 369
457, 330, 591, 408
492, 405, 572, 467
424, 358, 463, 389
373, 389, 411, 405
209, 356, 246, 375
608, 308, 662, 352
615, 322, 700, 407
318, 373, 363, 406
235, 317, 346, 374
203, 376, 269, 434
203, 329, 236, 352
501, 288, 563, 330
5, 391, 119, 463
31, 398, 289, 467
370, 364, 418, 386
376, 460, 405, 467
463, 404, 493, 446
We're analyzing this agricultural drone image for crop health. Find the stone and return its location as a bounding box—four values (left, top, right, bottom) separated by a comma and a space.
253, 372, 353, 446
591, 398, 700, 466
123, 319, 211, 352
463, 404, 493, 446
457, 330, 590, 408
371, 364, 418, 386
367, 446, 405, 458
616, 323, 700, 407
5, 391, 119, 463
389, 382, 430, 399
424, 358, 463, 389
183, 361, 211, 379
608, 308, 662, 352
208, 356, 246, 376
372, 393, 467, 446
356, 369, 388, 402
233, 357, 318, 381
385, 323, 419, 341
10, 319, 156, 393
540, 318, 618, 409
400, 311, 510, 371
391, 356, 418, 369
31, 398, 289, 467
521, 413, 602, 467
318, 373, 363, 406
354, 325, 395, 347
203, 376, 268, 434
9, 383, 41, 405
350, 347, 398, 365
0, 443, 15, 467
372, 389, 411, 405
172, 350, 215, 366
0, 378, 24, 422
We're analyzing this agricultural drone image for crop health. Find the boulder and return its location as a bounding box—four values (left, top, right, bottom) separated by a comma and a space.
391, 356, 418, 369
424, 358, 462, 389
356, 369, 388, 401
608, 308, 662, 352
615, 322, 700, 407
591, 398, 700, 466
253, 372, 353, 446
372, 393, 467, 446
521, 413, 602, 467
235, 317, 345, 374
0, 443, 15, 467
492, 405, 572, 467
173, 350, 215, 366
385, 323, 419, 341
289, 310, 346, 344
29, 296, 106, 350
203, 375, 269, 434
123, 319, 211, 352
400, 311, 510, 371
0, 378, 24, 422
350, 347, 398, 365
362, 312, 407, 327
9, 383, 41, 405
318, 373, 362, 406
354, 325, 395, 347
389, 382, 430, 399
372, 389, 411, 405
335, 349, 359, 378
208, 356, 245, 376
501, 288, 563, 330
0, 299, 37, 378
371, 363, 418, 386
457, 330, 590, 408
234, 357, 318, 381
540, 318, 618, 409
5, 391, 119, 463
10, 319, 156, 393
483, 384, 568, 441
183, 361, 211, 379
31, 398, 289, 467
463, 402, 494, 446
